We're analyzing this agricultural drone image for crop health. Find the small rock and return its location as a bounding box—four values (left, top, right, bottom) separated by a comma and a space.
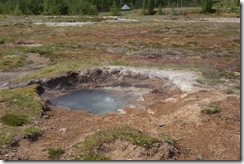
60, 128, 66, 133
128, 105, 137, 109
117, 109, 126, 114
147, 108, 155, 115
43, 115, 50, 119
159, 124, 165, 127
2, 82, 9, 87
180, 93, 188, 99
161, 97, 177, 103
233, 72, 240, 76
137, 96, 144, 102
195, 155, 202, 160
138, 106, 146, 110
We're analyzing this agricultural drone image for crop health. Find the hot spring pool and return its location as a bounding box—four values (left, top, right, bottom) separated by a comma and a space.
49, 89, 135, 114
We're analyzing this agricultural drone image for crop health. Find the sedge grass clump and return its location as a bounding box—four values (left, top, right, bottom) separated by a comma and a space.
224, 87, 235, 94
0, 136, 13, 148
0, 37, 14, 44
23, 127, 42, 141
48, 148, 65, 160
159, 133, 175, 145
0, 54, 27, 71
201, 102, 221, 114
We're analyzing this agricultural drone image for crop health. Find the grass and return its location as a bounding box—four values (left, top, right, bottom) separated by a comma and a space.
48, 148, 65, 160
196, 66, 239, 85
74, 126, 163, 160
19, 61, 96, 82
0, 85, 43, 147
24, 127, 42, 136
224, 85, 240, 95
0, 37, 14, 44
0, 84, 43, 117
201, 102, 221, 114
159, 133, 176, 145
0, 126, 22, 148
23, 127, 42, 141
224, 87, 236, 94
0, 53, 27, 71
0, 13, 239, 86
25, 46, 53, 56
1, 113, 28, 126
0, 136, 13, 148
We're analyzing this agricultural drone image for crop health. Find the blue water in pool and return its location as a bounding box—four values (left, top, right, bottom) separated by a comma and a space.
50, 90, 128, 114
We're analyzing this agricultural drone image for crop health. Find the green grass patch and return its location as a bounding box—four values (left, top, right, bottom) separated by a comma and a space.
159, 133, 175, 145
224, 87, 236, 94
0, 54, 27, 71
19, 61, 90, 81
25, 46, 53, 56
24, 127, 42, 136
0, 136, 13, 148
23, 127, 42, 141
0, 84, 43, 120
74, 126, 161, 160
195, 66, 239, 85
1, 113, 28, 126
0, 37, 14, 44
48, 147, 65, 160
0, 85, 43, 147
201, 102, 221, 114
19, 53, 114, 82
0, 126, 22, 148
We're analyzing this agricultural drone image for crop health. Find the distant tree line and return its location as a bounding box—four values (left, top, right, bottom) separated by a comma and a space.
0, 0, 146, 15
0, 0, 239, 15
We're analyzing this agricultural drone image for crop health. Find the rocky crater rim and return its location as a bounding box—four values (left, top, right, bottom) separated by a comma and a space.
15, 66, 201, 114
34, 66, 201, 92
2, 66, 202, 94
